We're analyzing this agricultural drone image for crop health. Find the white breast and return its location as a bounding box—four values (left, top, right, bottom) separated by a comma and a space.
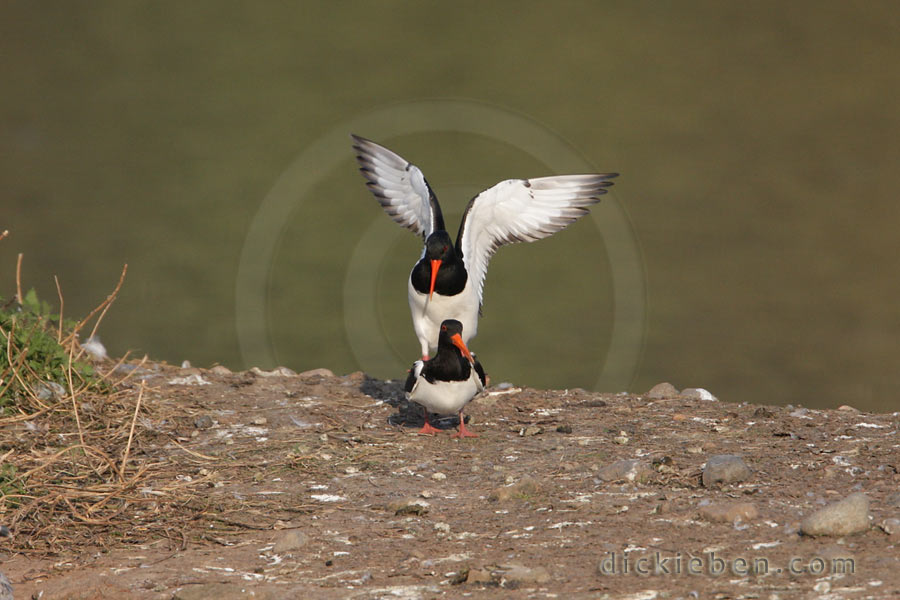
408, 372, 482, 416
407, 275, 480, 355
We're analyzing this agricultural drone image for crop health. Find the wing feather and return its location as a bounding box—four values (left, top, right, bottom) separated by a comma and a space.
352, 135, 444, 238
457, 173, 617, 306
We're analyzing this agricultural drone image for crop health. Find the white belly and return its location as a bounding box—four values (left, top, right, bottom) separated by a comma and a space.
408, 374, 482, 416
408, 275, 479, 355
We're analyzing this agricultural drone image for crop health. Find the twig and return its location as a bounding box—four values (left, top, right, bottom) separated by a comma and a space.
0, 230, 8, 242
54, 276, 64, 343
86, 265, 127, 342
169, 438, 219, 461
119, 382, 145, 481
62, 264, 128, 347
15, 253, 23, 304
65, 335, 86, 448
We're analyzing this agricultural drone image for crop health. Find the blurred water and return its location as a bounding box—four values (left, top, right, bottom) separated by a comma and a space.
2, 2, 899, 412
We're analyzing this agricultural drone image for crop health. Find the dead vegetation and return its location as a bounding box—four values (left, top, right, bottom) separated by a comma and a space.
0, 239, 220, 556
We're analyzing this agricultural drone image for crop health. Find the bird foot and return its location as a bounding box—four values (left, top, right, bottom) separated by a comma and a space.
417, 421, 441, 435
451, 420, 478, 438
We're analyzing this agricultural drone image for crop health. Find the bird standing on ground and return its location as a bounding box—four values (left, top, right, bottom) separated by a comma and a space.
352, 134, 617, 359
404, 319, 486, 438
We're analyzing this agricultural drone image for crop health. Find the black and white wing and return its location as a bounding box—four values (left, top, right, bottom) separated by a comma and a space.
352, 134, 445, 238
404, 360, 425, 395
456, 173, 617, 306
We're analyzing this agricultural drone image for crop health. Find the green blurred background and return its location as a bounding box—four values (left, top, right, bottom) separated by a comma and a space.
2, 2, 898, 411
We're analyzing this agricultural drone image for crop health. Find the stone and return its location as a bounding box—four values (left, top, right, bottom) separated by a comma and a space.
489, 477, 541, 502
702, 455, 751, 487
801, 492, 870, 536
273, 529, 309, 553
612, 432, 629, 444
681, 387, 718, 401
647, 382, 679, 399
391, 498, 430, 516
698, 502, 759, 524
250, 366, 296, 377
299, 367, 335, 378
878, 518, 900, 536
837, 404, 860, 412
193, 415, 214, 429
494, 563, 551, 585
209, 365, 232, 375
0, 572, 11, 600
597, 459, 654, 483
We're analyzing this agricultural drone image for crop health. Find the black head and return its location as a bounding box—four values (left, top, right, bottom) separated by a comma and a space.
438, 319, 464, 339
437, 319, 473, 364
424, 230, 455, 261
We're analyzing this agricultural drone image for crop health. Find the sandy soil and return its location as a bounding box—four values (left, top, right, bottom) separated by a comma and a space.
1, 364, 899, 599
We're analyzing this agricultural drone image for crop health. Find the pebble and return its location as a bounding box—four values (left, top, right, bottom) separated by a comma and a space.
168, 374, 210, 386
681, 387, 718, 401
702, 455, 751, 487
0, 572, 10, 600
35, 381, 67, 401
463, 564, 551, 585
251, 416, 268, 426
209, 365, 232, 375
647, 382, 679, 399
273, 529, 309, 553
878, 518, 900, 536
81, 335, 108, 361
433, 522, 451, 533
556, 424, 573, 434
299, 367, 335, 378
250, 366, 297, 377
193, 415, 214, 430
698, 502, 759, 524
597, 459, 654, 484
431, 472, 447, 481
612, 431, 630, 445
753, 406, 775, 418
837, 404, 860, 412
800, 492, 870, 536
520, 425, 543, 437
391, 498, 430, 516
493, 563, 551, 585
489, 477, 541, 502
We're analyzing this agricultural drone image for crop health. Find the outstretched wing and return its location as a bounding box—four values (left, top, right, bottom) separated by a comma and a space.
351, 134, 444, 238
457, 173, 617, 306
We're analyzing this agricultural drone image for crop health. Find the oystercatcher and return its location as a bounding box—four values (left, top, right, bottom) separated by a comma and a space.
352, 134, 617, 359
404, 319, 486, 438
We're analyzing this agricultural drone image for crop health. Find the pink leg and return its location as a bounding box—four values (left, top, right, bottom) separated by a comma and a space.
417, 409, 441, 435
451, 412, 478, 438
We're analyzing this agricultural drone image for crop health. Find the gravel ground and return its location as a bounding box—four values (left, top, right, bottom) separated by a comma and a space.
2, 364, 899, 599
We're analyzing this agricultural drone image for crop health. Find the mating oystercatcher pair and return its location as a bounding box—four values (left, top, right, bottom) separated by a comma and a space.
353, 135, 617, 436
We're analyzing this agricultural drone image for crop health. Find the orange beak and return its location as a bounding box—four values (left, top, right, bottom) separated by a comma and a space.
450, 333, 474, 364
428, 259, 441, 300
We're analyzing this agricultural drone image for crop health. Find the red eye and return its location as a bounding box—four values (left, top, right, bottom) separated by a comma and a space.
441, 325, 447, 331
442, 246, 448, 253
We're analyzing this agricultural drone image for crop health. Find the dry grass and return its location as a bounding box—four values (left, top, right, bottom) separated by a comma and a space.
0, 239, 235, 556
